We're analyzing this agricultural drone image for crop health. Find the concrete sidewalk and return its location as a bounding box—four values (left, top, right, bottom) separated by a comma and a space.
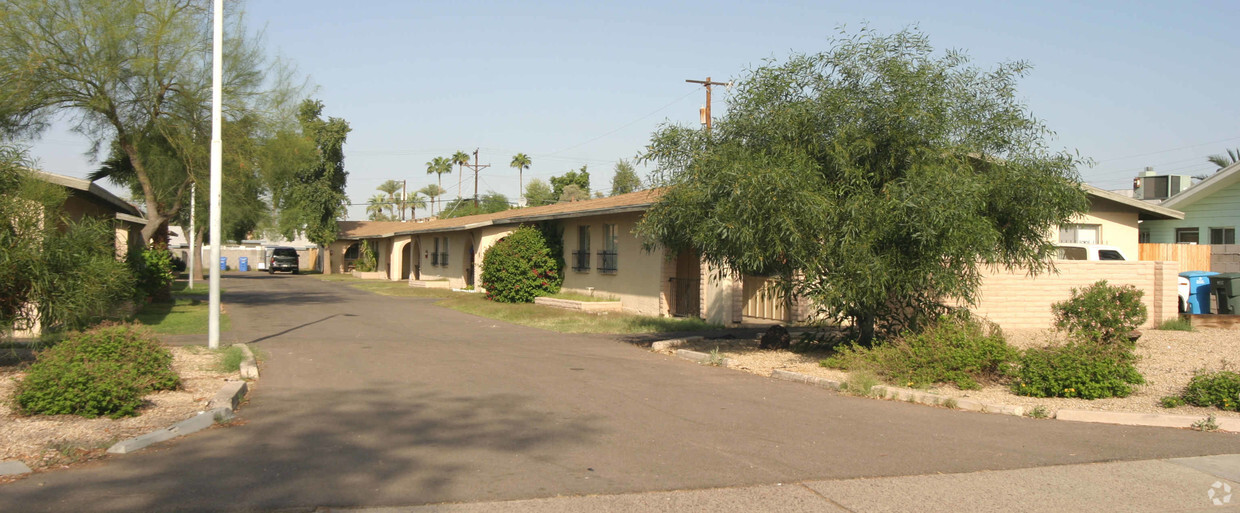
325, 454, 1240, 512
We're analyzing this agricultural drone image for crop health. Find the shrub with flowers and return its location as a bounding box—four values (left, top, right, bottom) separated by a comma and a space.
480, 225, 562, 303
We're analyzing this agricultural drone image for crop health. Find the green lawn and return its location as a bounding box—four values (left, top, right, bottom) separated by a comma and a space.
170, 281, 221, 296
133, 298, 231, 335
322, 276, 715, 334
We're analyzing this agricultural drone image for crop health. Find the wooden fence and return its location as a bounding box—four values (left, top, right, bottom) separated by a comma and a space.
1138, 243, 1212, 272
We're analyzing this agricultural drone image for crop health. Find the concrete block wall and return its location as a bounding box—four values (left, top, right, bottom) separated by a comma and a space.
1213, 244, 1240, 273
969, 261, 1178, 330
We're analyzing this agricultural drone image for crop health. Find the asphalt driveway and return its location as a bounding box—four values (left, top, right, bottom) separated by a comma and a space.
2, 273, 1238, 512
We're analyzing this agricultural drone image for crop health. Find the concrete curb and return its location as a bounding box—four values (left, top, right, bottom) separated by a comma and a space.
206, 380, 249, 411
1057, 409, 1240, 433
106, 365, 253, 455
674, 348, 732, 367
662, 347, 1238, 434
770, 369, 843, 391
235, 343, 259, 380
651, 336, 703, 351
0, 460, 32, 476
107, 408, 234, 454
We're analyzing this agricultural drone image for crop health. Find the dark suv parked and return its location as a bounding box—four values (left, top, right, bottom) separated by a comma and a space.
268, 247, 300, 274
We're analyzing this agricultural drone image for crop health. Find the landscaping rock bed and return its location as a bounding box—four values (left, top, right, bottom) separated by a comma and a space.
0, 346, 235, 474
655, 327, 1240, 420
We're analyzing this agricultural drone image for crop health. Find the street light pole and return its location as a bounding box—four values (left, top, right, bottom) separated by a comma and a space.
208, 0, 223, 350
188, 182, 195, 289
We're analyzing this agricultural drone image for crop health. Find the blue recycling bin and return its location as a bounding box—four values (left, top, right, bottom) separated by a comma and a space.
219, 256, 227, 271
239, 257, 249, 272
1180, 270, 1219, 314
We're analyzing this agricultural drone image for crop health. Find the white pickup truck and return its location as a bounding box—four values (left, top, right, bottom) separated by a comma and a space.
1053, 243, 1130, 261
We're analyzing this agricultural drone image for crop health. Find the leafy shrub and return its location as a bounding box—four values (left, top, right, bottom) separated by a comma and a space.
15, 323, 179, 418
1181, 371, 1240, 411
480, 226, 562, 303
1012, 342, 1144, 399
131, 245, 175, 300
1156, 317, 1193, 332
1052, 280, 1147, 344
1159, 395, 1186, 408
170, 255, 187, 273
355, 241, 377, 272
822, 313, 1017, 390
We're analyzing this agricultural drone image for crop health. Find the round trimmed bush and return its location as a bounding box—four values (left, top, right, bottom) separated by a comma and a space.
1052, 280, 1147, 345
15, 323, 180, 418
480, 226, 562, 303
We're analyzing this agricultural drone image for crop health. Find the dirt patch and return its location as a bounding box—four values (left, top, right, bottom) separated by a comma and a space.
657, 327, 1240, 420
0, 346, 235, 472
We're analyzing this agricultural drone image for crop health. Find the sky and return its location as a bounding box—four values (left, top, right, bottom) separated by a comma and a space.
20, 0, 1240, 220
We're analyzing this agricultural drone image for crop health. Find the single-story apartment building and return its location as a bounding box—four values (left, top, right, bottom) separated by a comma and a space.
35, 171, 146, 257
329, 185, 1185, 330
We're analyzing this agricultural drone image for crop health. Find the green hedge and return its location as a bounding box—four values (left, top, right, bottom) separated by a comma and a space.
15, 323, 180, 418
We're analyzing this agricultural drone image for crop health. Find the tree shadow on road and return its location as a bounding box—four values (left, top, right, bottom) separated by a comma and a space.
0, 384, 603, 512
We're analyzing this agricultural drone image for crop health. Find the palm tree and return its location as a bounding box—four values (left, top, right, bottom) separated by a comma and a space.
365, 194, 391, 221
418, 184, 447, 217
376, 180, 403, 219
425, 157, 452, 214
1208, 148, 1240, 169
510, 153, 531, 206
452, 151, 471, 200
402, 191, 427, 219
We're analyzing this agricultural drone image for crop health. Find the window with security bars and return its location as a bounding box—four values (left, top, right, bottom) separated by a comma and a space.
598, 224, 618, 273
573, 225, 591, 271
431, 238, 440, 266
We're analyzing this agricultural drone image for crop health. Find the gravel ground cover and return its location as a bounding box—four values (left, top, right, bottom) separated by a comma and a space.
0, 346, 233, 472
657, 327, 1240, 419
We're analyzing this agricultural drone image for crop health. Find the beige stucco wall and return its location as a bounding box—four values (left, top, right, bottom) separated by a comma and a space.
560, 212, 665, 317
388, 235, 413, 281
969, 260, 1177, 330
1057, 197, 1140, 258
473, 226, 517, 288
414, 232, 470, 288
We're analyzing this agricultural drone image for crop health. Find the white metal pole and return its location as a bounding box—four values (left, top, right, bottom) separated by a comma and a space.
188, 182, 195, 289
208, 0, 223, 349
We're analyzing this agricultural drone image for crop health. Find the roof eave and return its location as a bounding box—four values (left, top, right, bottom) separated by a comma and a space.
1161, 161, 1240, 209
1084, 184, 1184, 220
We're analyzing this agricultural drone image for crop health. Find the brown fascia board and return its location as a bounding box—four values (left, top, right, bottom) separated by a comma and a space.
1082, 184, 1184, 220
386, 203, 655, 238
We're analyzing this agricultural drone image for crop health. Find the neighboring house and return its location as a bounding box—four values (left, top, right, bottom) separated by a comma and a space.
1139, 162, 1240, 247
166, 226, 320, 271
33, 171, 146, 257
330, 186, 1182, 330
15, 172, 147, 337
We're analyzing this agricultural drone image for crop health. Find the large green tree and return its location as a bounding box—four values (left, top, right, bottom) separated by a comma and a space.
524, 178, 555, 207
0, 0, 288, 246
439, 191, 510, 219
610, 159, 642, 196
640, 29, 1088, 344
550, 166, 590, 199
269, 99, 350, 247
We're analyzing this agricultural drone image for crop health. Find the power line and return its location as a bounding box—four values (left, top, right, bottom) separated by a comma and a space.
1093, 135, 1240, 163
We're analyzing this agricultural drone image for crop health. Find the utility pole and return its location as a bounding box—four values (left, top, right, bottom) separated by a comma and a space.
462, 148, 490, 208
685, 77, 730, 130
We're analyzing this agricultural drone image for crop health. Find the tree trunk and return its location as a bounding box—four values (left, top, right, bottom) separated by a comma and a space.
857, 313, 876, 348
192, 225, 205, 283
